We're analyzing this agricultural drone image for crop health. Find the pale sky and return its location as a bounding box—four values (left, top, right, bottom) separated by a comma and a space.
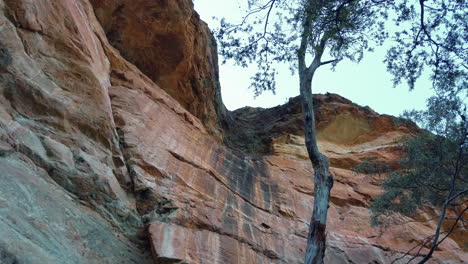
193, 0, 435, 117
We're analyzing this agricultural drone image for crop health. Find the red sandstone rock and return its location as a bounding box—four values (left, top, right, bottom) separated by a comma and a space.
0, 0, 151, 262
89, 0, 227, 140
0, 0, 465, 263
108, 63, 466, 262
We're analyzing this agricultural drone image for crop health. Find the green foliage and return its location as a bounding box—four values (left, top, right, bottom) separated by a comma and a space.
385, 0, 467, 94
370, 97, 467, 226
352, 159, 391, 177
224, 129, 270, 155
401, 95, 465, 138
215, 0, 389, 96
371, 133, 467, 225
373, 28, 467, 225
391, 116, 416, 128
373, 3, 467, 254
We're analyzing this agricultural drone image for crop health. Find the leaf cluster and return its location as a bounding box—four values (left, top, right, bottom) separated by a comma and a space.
385, 0, 468, 94
371, 132, 467, 224
352, 159, 391, 178
370, 95, 467, 227
215, 0, 390, 96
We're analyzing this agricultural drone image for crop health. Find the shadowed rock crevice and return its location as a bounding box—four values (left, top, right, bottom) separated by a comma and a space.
153, 256, 186, 264
0, 246, 17, 264
107, 69, 180, 223
0, 44, 12, 68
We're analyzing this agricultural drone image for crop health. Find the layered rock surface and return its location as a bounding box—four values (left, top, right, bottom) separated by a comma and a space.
90, 0, 227, 140
0, 0, 151, 262
0, 0, 466, 264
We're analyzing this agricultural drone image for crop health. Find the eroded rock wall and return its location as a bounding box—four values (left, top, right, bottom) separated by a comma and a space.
0, 0, 151, 262
90, 0, 227, 140
0, 0, 466, 264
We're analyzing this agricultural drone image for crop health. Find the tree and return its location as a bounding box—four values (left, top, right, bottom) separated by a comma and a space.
385, 0, 467, 95
216, 0, 388, 262
371, 1, 468, 262
370, 96, 467, 264
352, 158, 391, 181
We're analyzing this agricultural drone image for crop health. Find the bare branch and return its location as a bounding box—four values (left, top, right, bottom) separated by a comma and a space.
320, 59, 338, 66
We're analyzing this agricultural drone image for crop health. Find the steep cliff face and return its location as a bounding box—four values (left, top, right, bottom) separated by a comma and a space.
90, 0, 227, 140
0, 1, 465, 264
0, 0, 151, 262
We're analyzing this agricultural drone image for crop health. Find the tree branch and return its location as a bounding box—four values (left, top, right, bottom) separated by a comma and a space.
263, 0, 276, 37
320, 59, 338, 66
298, 1, 314, 73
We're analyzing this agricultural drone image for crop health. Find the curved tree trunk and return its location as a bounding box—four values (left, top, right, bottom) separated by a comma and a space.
300, 68, 334, 264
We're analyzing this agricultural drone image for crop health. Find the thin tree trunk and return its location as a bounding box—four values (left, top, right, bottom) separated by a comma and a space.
296, 2, 334, 262
416, 130, 466, 264
300, 68, 334, 264
416, 205, 447, 263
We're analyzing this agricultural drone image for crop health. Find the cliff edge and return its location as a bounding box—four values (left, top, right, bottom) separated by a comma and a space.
0, 0, 465, 263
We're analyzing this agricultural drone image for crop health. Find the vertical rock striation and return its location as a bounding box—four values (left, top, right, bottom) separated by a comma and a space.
0, 0, 150, 262
0, 0, 465, 263
90, 0, 228, 140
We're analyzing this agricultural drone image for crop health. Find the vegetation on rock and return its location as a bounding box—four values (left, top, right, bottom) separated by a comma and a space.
216, 0, 466, 263
216, 0, 390, 262
370, 97, 467, 263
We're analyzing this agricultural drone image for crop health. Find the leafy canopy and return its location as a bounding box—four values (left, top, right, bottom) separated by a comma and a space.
371, 1, 467, 227
215, 0, 389, 96
371, 134, 467, 224
370, 94, 467, 227
385, 0, 467, 94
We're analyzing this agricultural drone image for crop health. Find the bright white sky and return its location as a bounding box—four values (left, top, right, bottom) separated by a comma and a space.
193, 0, 435, 116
